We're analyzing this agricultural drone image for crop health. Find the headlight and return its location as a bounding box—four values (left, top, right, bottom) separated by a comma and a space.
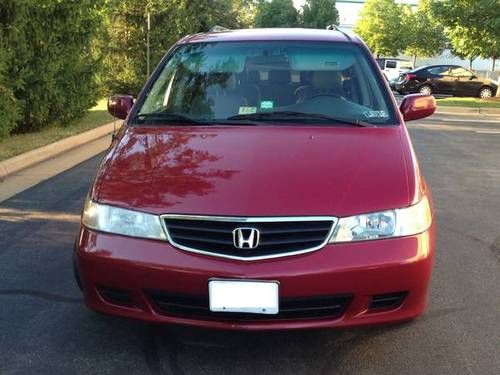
330, 196, 432, 243
82, 198, 166, 240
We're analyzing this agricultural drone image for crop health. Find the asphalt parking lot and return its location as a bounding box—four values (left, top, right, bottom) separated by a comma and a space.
1, 112, 499, 374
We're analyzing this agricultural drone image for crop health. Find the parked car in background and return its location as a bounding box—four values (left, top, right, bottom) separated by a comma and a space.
75, 28, 436, 330
376, 58, 414, 81
395, 65, 498, 98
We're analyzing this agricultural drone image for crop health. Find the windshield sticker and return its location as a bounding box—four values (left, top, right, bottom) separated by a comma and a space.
363, 110, 388, 119
238, 106, 257, 115
260, 100, 274, 110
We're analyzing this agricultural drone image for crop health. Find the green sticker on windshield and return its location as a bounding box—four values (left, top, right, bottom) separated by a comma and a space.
260, 100, 274, 110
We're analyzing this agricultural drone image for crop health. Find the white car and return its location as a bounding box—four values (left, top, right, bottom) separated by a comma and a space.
376, 58, 414, 82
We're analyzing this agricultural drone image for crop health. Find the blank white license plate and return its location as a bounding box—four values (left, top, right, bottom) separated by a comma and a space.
209, 280, 279, 315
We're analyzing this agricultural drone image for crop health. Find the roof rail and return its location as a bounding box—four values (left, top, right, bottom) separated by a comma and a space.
209, 25, 230, 32
326, 24, 352, 41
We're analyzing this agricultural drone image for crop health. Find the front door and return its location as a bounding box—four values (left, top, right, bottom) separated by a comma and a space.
449, 67, 482, 97
427, 66, 455, 95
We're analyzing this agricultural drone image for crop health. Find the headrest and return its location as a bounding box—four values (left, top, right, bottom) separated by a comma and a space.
311, 71, 342, 90
268, 70, 290, 83
247, 70, 260, 83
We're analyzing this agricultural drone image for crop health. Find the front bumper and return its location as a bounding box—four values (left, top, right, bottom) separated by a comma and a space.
75, 224, 435, 330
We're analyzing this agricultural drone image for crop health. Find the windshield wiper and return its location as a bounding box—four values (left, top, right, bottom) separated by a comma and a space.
134, 113, 263, 126
228, 111, 374, 127
134, 112, 208, 125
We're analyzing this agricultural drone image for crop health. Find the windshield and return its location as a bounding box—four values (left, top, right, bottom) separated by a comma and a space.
136, 41, 396, 126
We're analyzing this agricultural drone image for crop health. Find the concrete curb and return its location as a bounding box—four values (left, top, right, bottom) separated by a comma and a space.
0, 121, 119, 180
436, 106, 500, 116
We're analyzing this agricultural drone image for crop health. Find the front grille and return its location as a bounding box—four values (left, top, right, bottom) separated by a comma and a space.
162, 215, 337, 260
146, 290, 352, 321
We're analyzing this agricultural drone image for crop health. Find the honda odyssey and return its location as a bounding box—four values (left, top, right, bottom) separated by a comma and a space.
74, 28, 436, 330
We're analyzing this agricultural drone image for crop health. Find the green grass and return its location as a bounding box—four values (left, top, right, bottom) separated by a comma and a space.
436, 97, 500, 108
0, 99, 114, 162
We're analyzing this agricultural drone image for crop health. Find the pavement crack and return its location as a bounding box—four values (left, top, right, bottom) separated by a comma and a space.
440, 223, 489, 246
160, 328, 186, 375
144, 324, 166, 375
0, 289, 81, 303
489, 236, 500, 263
419, 306, 466, 321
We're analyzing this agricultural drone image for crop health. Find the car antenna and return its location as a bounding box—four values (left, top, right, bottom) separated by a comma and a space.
326, 24, 352, 41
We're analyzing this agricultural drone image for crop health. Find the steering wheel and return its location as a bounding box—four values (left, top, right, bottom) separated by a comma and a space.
310, 93, 342, 99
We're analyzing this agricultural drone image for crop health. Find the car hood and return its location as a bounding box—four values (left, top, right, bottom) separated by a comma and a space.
94, 125, 412, 217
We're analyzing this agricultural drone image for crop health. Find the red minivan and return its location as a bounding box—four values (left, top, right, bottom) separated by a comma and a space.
75, 28, 436, 330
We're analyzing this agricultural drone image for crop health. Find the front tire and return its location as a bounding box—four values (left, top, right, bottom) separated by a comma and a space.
419, 85, 433, 95
479, 87, 493, 98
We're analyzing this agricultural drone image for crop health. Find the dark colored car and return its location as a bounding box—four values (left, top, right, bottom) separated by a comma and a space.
395, 64, 498, 98
74, 28, 437, 330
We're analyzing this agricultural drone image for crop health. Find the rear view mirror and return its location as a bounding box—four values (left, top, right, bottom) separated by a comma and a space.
400, 94, 436, 121
108, 95, 134, 120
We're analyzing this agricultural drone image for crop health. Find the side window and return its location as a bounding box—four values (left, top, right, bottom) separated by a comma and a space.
427, 66, 448, 76
399, 62, 413, 70
449, 67, 472, 77
385, 61, 397, 69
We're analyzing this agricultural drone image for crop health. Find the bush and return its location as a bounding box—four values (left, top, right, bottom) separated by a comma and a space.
0, 4, 23, 137
0, 0, 104, 137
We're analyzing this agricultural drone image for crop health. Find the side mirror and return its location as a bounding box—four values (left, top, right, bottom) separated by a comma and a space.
400, 94, 436, 121
107, 95, 134, 120
469, 75, 477, 80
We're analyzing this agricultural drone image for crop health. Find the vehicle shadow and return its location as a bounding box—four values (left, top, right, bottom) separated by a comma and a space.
137, 320, 411, 375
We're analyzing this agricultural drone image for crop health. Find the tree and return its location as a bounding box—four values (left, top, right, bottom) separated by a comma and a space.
446, 26, 483, 70
404, 0, 445, 67
254, 0, 299, 28
354, 0, 407, 57
0, 2, 23, 137
103, 0, 254, 95
0, 0, 105, 136
302, 0, 339, 29
431, 0, 500, 72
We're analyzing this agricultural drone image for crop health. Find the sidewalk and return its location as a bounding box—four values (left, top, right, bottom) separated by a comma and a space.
0, 121, 118, 180
0, 133, 112, 203
436, 106, 500, 116
0, 121, 119, 203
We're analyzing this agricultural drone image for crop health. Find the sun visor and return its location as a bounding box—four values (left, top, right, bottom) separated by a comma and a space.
288, 48, 356, 71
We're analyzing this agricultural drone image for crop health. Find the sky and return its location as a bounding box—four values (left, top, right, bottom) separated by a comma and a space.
293, 0, 305, 8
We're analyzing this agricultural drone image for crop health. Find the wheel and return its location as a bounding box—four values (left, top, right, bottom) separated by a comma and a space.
479, 87, 493, 98
419, 85, 432, 95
